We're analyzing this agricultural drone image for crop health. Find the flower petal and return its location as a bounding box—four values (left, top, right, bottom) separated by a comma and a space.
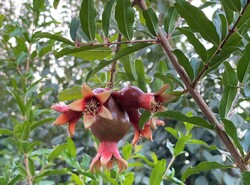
68, 99, 84, 111
132, 129, 140, 146
100, 152, 112, 167
141, 125, 153, 141
159, 94, 176, 103
114, 153, 128, 173
82, 83, 95, 97
51, 103, 69, 112
53, 112, 72, 125
155, 84, 170, 95
83, 114, 96, 128
98, 106, 113, 120
68, 116, 81, 137
90, 154, 101, 172
96, 90, 112, 103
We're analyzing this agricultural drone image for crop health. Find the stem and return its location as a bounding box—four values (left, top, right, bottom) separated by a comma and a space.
78, 39, 159, 47
158, 29, 249, 172
108, 34, 122, 89
163, 156, 176, 178
192, 1, 250, 87
24, 154, 33, 185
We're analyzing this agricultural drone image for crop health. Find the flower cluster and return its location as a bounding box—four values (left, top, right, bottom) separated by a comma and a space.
52, 83, 175, 173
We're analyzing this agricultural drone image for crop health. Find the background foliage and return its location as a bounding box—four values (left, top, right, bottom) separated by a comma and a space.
1, 0, 250, 184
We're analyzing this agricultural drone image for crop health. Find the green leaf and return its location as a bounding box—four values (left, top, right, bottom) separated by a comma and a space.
70, 17, 80, 41
149, 159, 166, 185
120, 54, 136, 81
102, 0, 115, 37
164, 7, 179, 34
53, 0, 60, 9
166, 127, 179, 139
0, 14, 4, 28
8, 174, 23, 185
220, 0, 234, 24
48, 143, 68, 162
237, 5, 250, 29
34, 32, 74, 46
122, 143, 133, 160
17, 52, 28, 64
243, 171, 250, 185
115, 0, 135, 40
182, 161, 233, 181
222, 119, 244, 156
124, 172, 134, 185
155, 110, 213, 130
135, 60, 147, 92
219, 14, 228, 40
67, 137, 76, 158
54, 45, 104, 58
172, 49, 194, 80
142, 8, 158, 36
70, 47, 112, 60
80, 0, 97, 41
178, 28, 207, 61
20, 121, 31, 141
0, 129, 13, 136
221, 0, 241, 12
57, 85, 82, 101
237, 43, 250, 83
11, 90, 26, 116
175, 0, 220, 45
138, 110, 151, 129
219, 85, 237, 118
223, 32, 242, 48
86, 42, 152, 81
222, 62, 238, 87
174, 135, 192, 156
36, 169, 68, 179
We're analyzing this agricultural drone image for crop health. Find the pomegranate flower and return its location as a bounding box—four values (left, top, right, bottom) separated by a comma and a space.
51, 103, 83, 137
126, 109, 165, 145
90, 141, 128, 173
68, 84, 113, 128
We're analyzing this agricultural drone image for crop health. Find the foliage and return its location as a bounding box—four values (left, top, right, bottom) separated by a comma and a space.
1, 0, 250, 184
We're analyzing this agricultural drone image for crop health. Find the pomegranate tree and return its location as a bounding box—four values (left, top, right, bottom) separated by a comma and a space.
52, 83, 175, 172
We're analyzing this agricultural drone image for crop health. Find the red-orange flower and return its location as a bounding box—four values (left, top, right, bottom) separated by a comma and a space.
51, 103, 83, 137
68, 84, 113, 128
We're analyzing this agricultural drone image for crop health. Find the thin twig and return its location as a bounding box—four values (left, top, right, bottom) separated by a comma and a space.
108, 34, 122, 89
24, 154, 33, 185
192, 1, 250, 87
163, 156, 176, 178
77, 39, 159, 47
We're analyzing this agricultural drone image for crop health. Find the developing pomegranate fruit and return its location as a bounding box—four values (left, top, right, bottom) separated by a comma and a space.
52, 83, 174, 173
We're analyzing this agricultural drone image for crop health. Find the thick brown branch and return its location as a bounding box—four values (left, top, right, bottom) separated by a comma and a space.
158, 29, 249, 172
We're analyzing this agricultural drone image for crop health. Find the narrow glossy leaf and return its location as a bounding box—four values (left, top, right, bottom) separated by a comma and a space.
53, 0, 60, 9
0, 14, 4, 28
0, 129, 13, 136
175, 0, 220, 45
11, 91, 26, 116
219, 85, 237, 118
120, 54, 136, 81
57, 85, 82, 101
222, 119, 244, 156
102, 0, 115, 37
54, 45, 103, 58
222, 62, 238, 86
155, 110, 213, 130
150, 160, 166, 185
142, 8, 158, 36
17, 52, 28, 64
124, 172, 134, 185
31, 118, 55, 130
135, 60, 147, 92
67, 138, 77, 158
48, 143, 68, 162
20, 121, 31, 141
70, 17, 80, 41
172, 49, 194, 80
154, 73, 185, 89
34, 32, 74, 46
115, 0, 135, 40
85, 42, 152, 81
237, 43, 250, 83
182, 161, 233, 181
220, 0, 234, 24
243, 171, 250, 185
174, 135, 192, 156
221, 0, 241, 12
164, 6, 179, 34
224, 32, 242, 48
178, 28, 207, 61
70, 47, 112, 60
80, 0, 97, 41
237, 5, 250, 29
35, 169, 68, 178
8, 174, 22, 185
219, 14, 228, 40
138, 110, 151, 129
